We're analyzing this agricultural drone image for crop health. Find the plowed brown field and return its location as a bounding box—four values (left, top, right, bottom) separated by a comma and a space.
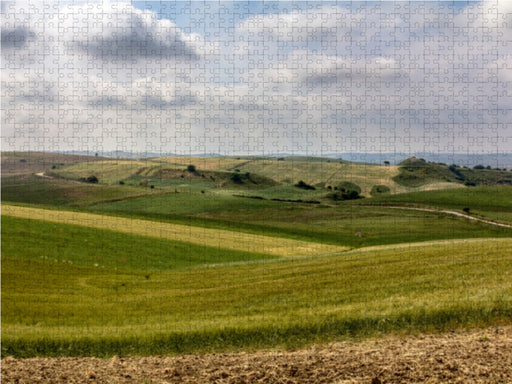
2, 326, 511, 383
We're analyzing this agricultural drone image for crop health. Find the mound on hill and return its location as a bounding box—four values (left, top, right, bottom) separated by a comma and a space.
393, 157, 512, 188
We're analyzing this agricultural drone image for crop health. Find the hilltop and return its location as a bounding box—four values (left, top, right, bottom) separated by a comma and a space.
3, 152, 511, 204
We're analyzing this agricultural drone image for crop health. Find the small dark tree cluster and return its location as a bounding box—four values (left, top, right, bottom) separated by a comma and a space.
327, 181, 361, 201
82, 175, 99, 183
230, 173, 243, 184
370, 184, 390, 196
294, 180, 316, 190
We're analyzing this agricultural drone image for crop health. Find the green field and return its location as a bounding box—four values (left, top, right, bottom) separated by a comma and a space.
2, 153, 512, 357
3, 222, 511, 356
365, 186, 512, 222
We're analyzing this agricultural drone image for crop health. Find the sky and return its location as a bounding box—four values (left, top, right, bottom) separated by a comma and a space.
1, 0, 511, 156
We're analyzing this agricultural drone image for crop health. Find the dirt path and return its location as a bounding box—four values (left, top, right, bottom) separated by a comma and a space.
386, 206, 512, 229
357, 204, 512, 229
2, 326, 511, 383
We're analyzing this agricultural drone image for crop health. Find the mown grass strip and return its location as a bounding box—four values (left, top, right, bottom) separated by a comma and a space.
1, 204, 347, 257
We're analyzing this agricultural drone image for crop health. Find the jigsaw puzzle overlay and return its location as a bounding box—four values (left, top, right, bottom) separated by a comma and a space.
1, 2, 512, 377
2, 1, 510, 158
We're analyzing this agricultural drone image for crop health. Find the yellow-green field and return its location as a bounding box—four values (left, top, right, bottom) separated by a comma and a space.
50, 160, 153, 184
2, 230, 511, 356
2, 204, 347, 257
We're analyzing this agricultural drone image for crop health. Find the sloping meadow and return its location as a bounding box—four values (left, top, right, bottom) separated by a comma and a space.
2, 207, 511, 357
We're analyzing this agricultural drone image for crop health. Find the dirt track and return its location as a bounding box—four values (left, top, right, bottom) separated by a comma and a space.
2, 326, 511, 383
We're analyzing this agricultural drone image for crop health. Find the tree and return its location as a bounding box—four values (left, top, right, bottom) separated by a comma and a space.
86, 175, 99, 183
230, 173, 243, 184
294, 180, 316, 190
370, 184, 390, 196
327, 181, 362, 201
384, 161, 390, 166
187, 165, 196, 172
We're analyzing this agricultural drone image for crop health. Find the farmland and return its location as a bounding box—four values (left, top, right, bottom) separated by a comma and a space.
1, 152, 512, 360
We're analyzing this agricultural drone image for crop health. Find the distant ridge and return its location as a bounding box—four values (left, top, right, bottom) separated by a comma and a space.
35, 151, 512, 169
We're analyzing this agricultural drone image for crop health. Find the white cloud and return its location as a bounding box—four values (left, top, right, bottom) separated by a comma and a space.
57, 2, 199, 61
1, 0, 511, 154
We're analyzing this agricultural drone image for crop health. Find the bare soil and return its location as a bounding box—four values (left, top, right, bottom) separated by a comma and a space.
2, 326, 511, 383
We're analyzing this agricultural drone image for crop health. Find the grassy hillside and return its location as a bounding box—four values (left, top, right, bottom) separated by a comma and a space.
49, 160, 150, 184
0, 175, 157, 207
2, 205, 347, 257
394, 157, 512, 188
25, 154, 512, 204
2, 216, 275, 271
2, 152, 511, 358
1, 151, 105, 177
3, 232, 511, 357
365, 185, 512, 222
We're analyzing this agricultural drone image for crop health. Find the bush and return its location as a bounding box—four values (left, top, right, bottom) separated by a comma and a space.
187, 165, 196, 172
473, 165, 485, 170
230, 173, 243, 184
370, 185, 390, 196
338, 181, 361, 195
86, 175, 99, 184
294, 180, 316, 190
327, 181, 362, 201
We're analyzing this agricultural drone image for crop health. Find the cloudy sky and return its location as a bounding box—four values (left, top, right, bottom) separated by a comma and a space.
1, 0, 511, 156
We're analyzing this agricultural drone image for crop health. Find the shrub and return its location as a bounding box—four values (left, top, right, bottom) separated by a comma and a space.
473, 165, 485, 170
230, 173, 243, 184
327, 181, 362, 201
86, 175, 99, 184
370, 185, 390, 196
187, 165, 196, 172
338, 181, 361, 195
295, 180, 316, 190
